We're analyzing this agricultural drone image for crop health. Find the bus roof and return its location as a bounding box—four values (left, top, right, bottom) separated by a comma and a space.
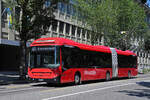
31, 37, 136, 56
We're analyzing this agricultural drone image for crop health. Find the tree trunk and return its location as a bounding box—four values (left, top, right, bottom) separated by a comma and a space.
19, 40, 27, 80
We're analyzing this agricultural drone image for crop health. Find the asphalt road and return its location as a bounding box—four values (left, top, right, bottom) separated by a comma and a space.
0, 74, 150, 100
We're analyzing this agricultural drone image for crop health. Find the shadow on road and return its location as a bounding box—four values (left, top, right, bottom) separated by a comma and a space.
0, 71, 34, 85
32, 79, 107, 88
117, 81, 150, 99
137, 81, 150, 88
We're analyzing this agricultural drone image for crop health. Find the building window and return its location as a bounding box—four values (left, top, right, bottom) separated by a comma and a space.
58, 2, 66, 13
59, 21, 64, 34
52, 20, 57, 32
82, 29, 86, 38
66, 23, 70, 35
2, 32, 8, 39
45, 0, 51, 8
72, 25, 76, 36
72, 6, 77, 16
77, 28, 81, 37
87, 31, 91, 39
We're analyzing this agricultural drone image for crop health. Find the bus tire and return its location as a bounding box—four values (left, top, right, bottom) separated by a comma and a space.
106, 72, 110, 81
74, 73, 81, 85
128, 71, 131, 79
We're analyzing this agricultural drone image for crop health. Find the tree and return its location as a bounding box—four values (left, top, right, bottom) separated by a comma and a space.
141, 0, 147, 4
76, 0, 118, 44
113, 0, 148, 50
2, 0, 68, 79
76, 0, 148, 50
144, 30, 150, 51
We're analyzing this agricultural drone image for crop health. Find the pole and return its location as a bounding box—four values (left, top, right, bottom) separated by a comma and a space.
0, 0, 2, 39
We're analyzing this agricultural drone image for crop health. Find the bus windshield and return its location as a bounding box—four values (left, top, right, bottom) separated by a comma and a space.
30, 46, 60, 68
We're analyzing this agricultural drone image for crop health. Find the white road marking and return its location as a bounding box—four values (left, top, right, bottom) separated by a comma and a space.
0, 77, 149, 98
42, 82, 135, 100
41, 77, 150, 93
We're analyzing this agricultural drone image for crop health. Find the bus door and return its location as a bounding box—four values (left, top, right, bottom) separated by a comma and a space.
110, 48, 118, 78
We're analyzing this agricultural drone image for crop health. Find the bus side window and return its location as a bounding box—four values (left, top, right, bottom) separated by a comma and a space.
62, 47, 72, 68
66, 56, 72, 66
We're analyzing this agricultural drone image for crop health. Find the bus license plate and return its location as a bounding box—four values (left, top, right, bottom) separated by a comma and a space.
38, 79, 44, 81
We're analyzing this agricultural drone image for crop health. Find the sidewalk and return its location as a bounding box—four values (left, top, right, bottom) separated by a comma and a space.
0, 71, 32, 85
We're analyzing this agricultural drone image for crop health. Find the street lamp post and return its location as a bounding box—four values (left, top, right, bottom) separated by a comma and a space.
0, 0, 2, 39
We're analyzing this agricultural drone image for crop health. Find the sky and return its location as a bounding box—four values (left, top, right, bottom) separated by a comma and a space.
146, 0, 150, 7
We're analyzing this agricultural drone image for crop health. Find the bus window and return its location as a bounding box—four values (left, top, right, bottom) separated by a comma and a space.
30, 46, 60, 68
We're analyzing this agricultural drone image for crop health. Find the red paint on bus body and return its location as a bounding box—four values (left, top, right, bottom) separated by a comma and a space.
28, 37, 138, 84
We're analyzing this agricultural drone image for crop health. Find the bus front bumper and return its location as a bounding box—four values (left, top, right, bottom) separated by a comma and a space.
36, 76, 60, 83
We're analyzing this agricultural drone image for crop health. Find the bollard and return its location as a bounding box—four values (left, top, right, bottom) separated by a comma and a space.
19, 66, 26, 80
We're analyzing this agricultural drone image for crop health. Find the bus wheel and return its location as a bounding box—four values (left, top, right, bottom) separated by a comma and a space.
106, 72, 110, 81
128, 71, 131, 79
74, 73, 81, 85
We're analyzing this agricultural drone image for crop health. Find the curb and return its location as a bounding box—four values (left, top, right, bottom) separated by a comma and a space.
0, 79, 35, 85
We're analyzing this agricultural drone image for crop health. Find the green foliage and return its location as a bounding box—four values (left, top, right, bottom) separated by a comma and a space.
77, 0, 148, 50
17, 0, 54, 40
2, 0, 17, 9
77, 0, 118, 43
143, 68, 150, 74
144, 30, 150, 51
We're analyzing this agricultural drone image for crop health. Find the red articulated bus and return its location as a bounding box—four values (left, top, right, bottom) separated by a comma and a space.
28, 37, 138, 85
